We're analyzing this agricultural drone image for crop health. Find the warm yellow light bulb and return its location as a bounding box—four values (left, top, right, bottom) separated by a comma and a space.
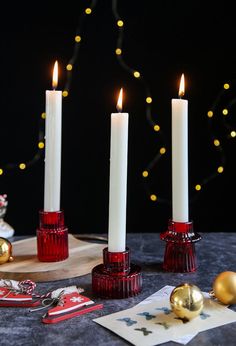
142, 170, 149, 178
150, 194, 157, 201
217, 166, 224, 173
75, 35, 81, 42
115, 48, 122, 55
85, 8, 92, 14
207, 110, 213, 118
160, 147, 166, 154
66, 64, 73, 71
154, 124, 160, 132
117, 20, 124, 27
214, 139, 220, 146
222, 109, 228, 115
38, 141, 44, 149
230, 131, 236, 137
133, 71, 140, 78
19, 163, 26, 170
146, 97, 152, 104
41, 112, 46, 119
224, 83, 230, 89
62, 90, 69, 97
0, 168, 3, 175
195, 184, 201, 191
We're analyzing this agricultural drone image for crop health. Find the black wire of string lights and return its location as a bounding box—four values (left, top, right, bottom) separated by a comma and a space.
62, 0, 98, 98
189, 82, 229, 203
111, 0, 169, 205
0, 114, 45, 176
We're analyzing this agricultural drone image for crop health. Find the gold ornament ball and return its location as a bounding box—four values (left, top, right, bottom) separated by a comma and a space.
0, 237, 14, 264
170, 283, 204, 321
212, 271, 236, 305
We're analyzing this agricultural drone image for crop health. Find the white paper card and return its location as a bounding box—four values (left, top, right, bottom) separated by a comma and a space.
137, 286, 197, 345
94, 286, 236, 346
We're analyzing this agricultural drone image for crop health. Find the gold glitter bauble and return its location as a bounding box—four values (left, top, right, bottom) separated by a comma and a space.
170, 283, 204, 321
0, 237, 13, 264
212, 271, 236, 305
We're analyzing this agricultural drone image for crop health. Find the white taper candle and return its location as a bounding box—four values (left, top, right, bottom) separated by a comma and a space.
44, 61, 62, 212
172, 74, 189, 222
108, 88, 129, 252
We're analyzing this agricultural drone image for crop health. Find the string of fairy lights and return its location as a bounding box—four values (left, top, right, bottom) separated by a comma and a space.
0, 114, 45, 176
62, 0, 98, 98
111, 0, 169, 204
142, 80, 229, 204
187, 85, 227, 203
0, 0, 232, 208
111, 0, 229, 205
0, 0, 98, 177
191, 82, 232, 195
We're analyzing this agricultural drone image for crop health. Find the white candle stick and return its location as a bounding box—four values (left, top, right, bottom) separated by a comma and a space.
108, 88, 129, 252
172, 74, 189, 222
44, 61, 62, 212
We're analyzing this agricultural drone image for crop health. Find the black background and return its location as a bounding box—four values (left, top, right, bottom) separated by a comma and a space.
1, 0, 236, 236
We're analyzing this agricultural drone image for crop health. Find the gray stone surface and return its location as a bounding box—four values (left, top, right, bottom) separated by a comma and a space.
1, 232, 236, 345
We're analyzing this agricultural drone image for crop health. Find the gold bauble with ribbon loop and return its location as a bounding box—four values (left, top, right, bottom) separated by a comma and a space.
212, 271, 236, 305
0, 237, 14, 264
170, 283, 204, 321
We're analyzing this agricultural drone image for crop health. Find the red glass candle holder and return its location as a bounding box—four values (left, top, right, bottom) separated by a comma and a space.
92, 247, 142, 299
37, 210, 69, 262
160, 220, 201, 273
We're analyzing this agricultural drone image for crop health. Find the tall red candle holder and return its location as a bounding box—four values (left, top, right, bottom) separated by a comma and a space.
37, 210, 68, 262
160, 220, 201, 273
92, 247, 142, 299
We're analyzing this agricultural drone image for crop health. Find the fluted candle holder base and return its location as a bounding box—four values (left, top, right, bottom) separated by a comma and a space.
160, 220, 201, 273
92, 247, 142, 299
36, 210, 69, 262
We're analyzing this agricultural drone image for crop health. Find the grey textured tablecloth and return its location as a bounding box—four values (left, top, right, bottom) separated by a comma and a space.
1, 232, 236, 346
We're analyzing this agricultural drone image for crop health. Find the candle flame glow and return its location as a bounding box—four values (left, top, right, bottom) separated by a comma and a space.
178, 73, 185, 98
52, 61, 58, 89
116, 88, 123, 112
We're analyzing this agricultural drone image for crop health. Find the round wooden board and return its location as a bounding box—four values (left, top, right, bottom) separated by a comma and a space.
0, 234, 105, 282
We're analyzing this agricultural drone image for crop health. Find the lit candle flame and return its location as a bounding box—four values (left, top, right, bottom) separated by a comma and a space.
52, 60, 58, 90
116, 88, 123, 112
178, 73, 185, 98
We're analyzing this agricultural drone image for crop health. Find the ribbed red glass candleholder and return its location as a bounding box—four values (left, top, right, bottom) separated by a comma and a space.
37, 210, 68, 262
160, 220, 201, 273
92, 247, 142, 299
